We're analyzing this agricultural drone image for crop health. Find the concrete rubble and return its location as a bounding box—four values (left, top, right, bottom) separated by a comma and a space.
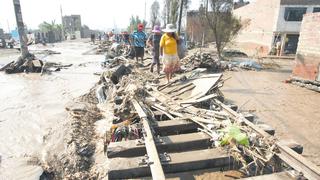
0, 50, 72, 74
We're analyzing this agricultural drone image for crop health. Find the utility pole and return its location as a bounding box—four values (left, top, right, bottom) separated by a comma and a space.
166, 0, 170, 25
144, 0, 147, 22
60, 5, 65, 41
7, 19, 11, 33
13, 0, 29, 59
202, 0, 209, 47
177, 0, 184, 34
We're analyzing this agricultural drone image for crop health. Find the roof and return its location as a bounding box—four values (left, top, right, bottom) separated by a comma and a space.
281, 0, 320, 5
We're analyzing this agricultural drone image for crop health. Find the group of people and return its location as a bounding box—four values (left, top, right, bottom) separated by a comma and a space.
131, 23, 180, 84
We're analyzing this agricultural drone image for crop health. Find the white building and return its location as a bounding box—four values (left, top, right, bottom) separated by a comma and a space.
233, 0, 320, 56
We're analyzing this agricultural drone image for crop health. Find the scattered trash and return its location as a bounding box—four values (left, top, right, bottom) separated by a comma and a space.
180, 51, 222, 71
290, 77, 320, 93
232, 59, 262, 71
219, 125, 249, 146
223, 50, 248, 58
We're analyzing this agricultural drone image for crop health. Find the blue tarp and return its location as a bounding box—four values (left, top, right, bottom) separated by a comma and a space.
231, 59, 262, 71
10, 30, 19, 42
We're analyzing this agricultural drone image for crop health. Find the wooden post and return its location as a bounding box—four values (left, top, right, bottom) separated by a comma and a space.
13, 0, 29, 59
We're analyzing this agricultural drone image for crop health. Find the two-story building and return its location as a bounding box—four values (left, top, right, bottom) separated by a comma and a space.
62, 15, 82, 39
233, 0, 320, 56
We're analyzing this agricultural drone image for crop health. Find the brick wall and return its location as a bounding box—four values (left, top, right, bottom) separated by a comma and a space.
292, 13, 320, 81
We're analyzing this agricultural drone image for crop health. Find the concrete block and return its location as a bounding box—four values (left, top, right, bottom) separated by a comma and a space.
107, 132, 211, 158
228, 104, 238, 111
279, 139, 303, 154
153, 119, 199, 136
243, 113, 255, 122
108, 148, 234, 179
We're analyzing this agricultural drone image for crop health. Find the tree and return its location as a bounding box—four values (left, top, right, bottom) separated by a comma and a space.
150, 0, 160, 28
39, 20, 62, 33
13, 0, 29, 59
161, 0, 191, 27
199, 0, 242, 60
127, 16, 147, 33
169, 0, 180, 25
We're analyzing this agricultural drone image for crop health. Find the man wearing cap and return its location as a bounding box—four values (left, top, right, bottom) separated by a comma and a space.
131, 24, 147, 62
160, 24, 180, 83
147, 25, 162, 74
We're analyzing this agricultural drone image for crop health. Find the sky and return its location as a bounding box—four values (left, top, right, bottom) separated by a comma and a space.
0, 0, 202, 32
0, 0, 250, 33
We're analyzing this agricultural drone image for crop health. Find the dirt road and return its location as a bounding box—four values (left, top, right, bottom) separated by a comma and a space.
222, 59, 320, 166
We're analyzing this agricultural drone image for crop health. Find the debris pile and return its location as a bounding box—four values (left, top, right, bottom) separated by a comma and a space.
180, 51, 222, 71
0, 49, 71, 74
96, 41, 112, 54
288, 77, 320, 93
231, 59, 263, 71
93, 55, 281, 177
1, 53, 44, 74
223, 50, 248, 58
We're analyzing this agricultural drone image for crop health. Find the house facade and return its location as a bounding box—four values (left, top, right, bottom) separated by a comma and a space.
62, 15, 82, 39
233, 0, 320, 56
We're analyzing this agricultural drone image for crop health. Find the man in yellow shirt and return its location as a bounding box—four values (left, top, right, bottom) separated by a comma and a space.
160, 24, 180, 83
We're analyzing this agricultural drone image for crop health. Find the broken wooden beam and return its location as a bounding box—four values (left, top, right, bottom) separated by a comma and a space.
180, 94, 217, 106
108, 148, 234, 179
107, 132, 211, 158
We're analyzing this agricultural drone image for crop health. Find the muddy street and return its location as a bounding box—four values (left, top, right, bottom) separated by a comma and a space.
0, 40, 103, 179
222, 59, 320, 166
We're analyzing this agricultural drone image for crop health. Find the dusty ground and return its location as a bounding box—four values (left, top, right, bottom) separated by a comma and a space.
222, 58, 320, 166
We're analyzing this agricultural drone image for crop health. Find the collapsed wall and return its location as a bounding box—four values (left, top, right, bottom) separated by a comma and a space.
292, 13, 320, 82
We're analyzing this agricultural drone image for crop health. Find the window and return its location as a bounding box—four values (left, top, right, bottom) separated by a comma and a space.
313, 7, 320, 13
284, 7, 307, 21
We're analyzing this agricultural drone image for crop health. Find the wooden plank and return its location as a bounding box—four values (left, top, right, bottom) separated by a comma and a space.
107, 132, 211, 158
168, 82, 194, 94
170, 84, 195, 97
108, 148, 233, 179
276, 144, 320, 180
180, 94, 217, 105
151, 105, 175, 120
131, 99, 165, 180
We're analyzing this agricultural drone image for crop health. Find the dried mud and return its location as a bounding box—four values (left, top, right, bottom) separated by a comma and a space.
41, 88, 104, 179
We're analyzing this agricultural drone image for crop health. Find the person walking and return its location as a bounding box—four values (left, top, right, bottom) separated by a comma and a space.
90, 33, 95, 44
131, 24, 147, 62
147, 25, 162, 74
160, 24, 180, 83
